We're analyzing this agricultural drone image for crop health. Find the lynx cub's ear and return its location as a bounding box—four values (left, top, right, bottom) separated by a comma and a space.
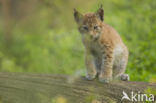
74, 9, 83, 24
96, 5, 104, 21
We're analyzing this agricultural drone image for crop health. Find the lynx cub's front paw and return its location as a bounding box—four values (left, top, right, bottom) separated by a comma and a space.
99, 75, 112, 83
85, 74, 96, 81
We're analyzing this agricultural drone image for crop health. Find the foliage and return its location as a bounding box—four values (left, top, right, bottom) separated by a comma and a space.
0, 0, 155, 82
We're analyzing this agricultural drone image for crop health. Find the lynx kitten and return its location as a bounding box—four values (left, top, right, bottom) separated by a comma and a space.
74, 6, 129, 83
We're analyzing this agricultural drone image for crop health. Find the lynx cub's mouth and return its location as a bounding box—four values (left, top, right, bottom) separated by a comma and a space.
82, 32, 100, 41
89, 33, 101, 41
93, 33, 100, 40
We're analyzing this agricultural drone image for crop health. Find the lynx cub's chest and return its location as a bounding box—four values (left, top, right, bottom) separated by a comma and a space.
82, 36, 101, 56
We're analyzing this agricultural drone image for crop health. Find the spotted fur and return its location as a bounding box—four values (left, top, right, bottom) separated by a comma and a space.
74, 7, 129, 83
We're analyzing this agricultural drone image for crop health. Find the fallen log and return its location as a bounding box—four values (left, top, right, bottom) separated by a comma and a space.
0, 72, 155, 103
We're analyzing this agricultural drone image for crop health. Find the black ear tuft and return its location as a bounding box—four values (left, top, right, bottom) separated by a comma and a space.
73, 8, 78, 17
73, 9, 83, 24
96, 5, 104, 21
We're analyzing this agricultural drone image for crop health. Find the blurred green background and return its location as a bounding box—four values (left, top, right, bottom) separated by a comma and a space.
0, 0, 155, 82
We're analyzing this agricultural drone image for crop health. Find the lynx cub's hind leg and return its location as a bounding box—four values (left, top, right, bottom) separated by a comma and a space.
113, 46, 129, 81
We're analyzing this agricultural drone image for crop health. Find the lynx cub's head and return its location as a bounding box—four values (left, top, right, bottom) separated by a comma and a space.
74, 6, 104, 40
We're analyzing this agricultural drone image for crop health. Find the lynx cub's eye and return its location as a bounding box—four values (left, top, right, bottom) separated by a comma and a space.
94, 26, 99, 30
82, 26, 88, 31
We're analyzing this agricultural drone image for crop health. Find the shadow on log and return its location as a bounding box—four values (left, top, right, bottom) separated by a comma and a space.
0, 72, 155, 103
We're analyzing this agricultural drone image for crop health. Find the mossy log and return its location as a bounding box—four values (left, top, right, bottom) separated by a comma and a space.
0, 72, 155, 103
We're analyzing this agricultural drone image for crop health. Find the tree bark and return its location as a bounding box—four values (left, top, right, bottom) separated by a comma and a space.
0, 72, 155, 103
